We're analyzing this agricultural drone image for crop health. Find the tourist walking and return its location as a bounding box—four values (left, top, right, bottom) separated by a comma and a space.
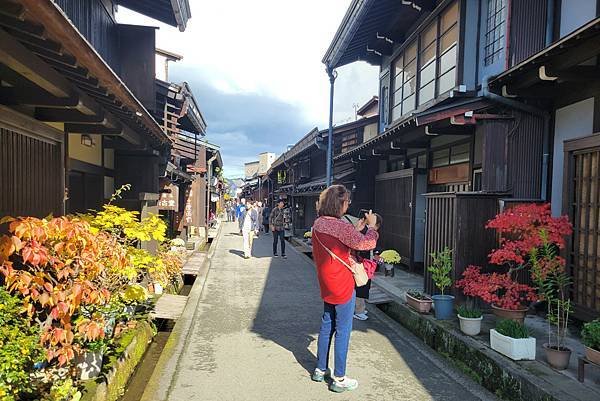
256, 201, 263, 237
311, 185, 379, 393
269, 199, 286, 258
237, 198, 246, 233
241, 202, 258, 259
261, 203, 271, 234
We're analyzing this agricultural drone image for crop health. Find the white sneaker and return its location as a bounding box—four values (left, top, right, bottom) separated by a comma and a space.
330, 376, 359, 392
353, 313, 368, 321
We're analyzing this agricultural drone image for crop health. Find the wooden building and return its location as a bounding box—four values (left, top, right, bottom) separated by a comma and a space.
320, 0, 600, 318
266, 102, 379, 236
0, 0, 193, 220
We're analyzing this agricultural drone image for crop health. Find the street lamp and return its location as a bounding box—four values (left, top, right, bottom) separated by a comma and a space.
326, 66, 338, 187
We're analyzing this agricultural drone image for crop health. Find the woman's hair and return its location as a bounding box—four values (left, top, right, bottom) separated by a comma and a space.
317, 185, 350, 218
374, 213, 382, 228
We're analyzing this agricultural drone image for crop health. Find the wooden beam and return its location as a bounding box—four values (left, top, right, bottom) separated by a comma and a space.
0, 0, 25, 19
18, 0, 168, 143
0, 87, 80, 107
0, 28, 70, 97
35, 108, 110, 124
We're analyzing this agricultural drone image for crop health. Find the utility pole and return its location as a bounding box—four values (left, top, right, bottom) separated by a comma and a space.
326, 66, 337, 187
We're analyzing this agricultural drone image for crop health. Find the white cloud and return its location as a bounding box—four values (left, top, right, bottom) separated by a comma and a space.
116, 0, 379, 126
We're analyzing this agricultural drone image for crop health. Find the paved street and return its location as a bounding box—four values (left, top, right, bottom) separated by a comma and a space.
160, 222, 497, 401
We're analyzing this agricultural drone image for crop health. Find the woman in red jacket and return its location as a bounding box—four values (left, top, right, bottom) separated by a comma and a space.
311, 185, 379, 393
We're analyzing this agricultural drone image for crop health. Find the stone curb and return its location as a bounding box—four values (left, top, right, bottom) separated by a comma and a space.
139, 224, 223, 401
376, 296, 599, 401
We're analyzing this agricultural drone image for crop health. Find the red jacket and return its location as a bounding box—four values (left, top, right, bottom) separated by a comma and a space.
312, 216, 379, 304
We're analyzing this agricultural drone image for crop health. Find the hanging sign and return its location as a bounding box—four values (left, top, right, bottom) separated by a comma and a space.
158, 184, 179, 211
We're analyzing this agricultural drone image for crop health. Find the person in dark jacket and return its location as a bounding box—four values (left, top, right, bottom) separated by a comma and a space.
261, 204, 271, 234
269, 199, 286, 258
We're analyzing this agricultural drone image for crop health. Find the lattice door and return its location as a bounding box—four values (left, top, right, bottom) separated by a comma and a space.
567, 145, 600, 319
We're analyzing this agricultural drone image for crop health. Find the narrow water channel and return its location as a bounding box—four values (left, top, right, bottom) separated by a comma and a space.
119, 274, 195, 400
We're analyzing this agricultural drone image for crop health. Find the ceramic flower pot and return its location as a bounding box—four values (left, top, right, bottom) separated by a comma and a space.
490, 329, 536, 360
543, 344, 571, 370
491, 304, 528, 325
406, 293, 433, 313
585, 346, 600, 365
431, 295, 455, 320
458, 315, 483, 336
76, 350, 103, 380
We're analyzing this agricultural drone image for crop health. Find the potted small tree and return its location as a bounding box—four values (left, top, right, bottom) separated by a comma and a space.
457, 304, 483, 336
380, 249, 401, 277
490, 319, 536, 360
406, 289, 433, 314
530, 234, 573, 370
582, 319, 600, 365
428, 247, 454, 320
456, 266, 538, 325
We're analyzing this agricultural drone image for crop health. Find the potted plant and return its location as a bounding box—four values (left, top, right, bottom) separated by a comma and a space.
530, 233, 573, 370
483, 204, 572, 323
582, 319, 600, 365
457, 304, 483, 336
76, 338, 107, 380
428, 247, 454, 320
456, 266, 537, 324
490, 319, 536, 360
380, 250, 401, 277
406, 290, 433, 313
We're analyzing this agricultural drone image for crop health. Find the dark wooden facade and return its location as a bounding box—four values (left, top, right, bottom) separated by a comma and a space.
0, 0, 193, 223
423, 192, 504, 296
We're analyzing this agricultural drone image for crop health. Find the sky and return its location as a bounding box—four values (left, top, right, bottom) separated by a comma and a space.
117, 0, 379, 178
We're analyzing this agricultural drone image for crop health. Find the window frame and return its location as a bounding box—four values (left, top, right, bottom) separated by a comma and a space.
390, 0, 460, 122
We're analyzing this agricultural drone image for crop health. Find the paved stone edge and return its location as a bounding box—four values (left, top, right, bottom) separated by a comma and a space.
140, 226, 223, 401
377, 298, 599, 401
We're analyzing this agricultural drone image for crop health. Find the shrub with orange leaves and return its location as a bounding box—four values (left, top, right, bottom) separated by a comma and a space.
0, 216, 127, 366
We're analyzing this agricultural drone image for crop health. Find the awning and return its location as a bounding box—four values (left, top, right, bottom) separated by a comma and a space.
334, 115, 417, 161
0, 0, 169, 146
489, 17, 600, 98
290, 170, 356, 196
116, 0, 191, 31
414, 98, 492, 126
322, 0, 436, 69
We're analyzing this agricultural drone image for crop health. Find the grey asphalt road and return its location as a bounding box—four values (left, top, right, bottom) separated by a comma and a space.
163, 222, 498, 401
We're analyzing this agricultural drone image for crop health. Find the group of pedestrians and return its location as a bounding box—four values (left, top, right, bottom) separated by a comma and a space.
236, 198, 287, 259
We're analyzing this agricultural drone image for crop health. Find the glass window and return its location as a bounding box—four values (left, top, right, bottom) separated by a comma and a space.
419, 82, 435, 104
438, 69, 456, 94
450, 143, 470, 164
432, 148, 450, 168
388, 0, 460, 123
484, 0, 506, 66
441, 1, 459, 33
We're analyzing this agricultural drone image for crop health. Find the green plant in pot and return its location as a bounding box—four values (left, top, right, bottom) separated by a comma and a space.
457, 303, 483, 336
530, 232, 573, 370
490, 319, 536, 360
405, 289, 433, 314
428, 247, 454, 320
582, 319, 600, 365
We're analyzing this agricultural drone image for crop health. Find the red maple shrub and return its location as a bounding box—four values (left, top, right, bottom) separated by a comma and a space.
455, 203, 572, 310
456, 265, 538, 309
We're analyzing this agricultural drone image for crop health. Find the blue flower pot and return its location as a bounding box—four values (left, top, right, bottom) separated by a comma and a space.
432, 295, 455, 320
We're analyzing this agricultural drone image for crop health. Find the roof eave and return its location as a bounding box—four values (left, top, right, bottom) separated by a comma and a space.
322, 0, 372, 68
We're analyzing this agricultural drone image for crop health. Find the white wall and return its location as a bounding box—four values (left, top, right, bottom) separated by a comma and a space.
551, 98, 595, 215
560, 0, 597, 37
